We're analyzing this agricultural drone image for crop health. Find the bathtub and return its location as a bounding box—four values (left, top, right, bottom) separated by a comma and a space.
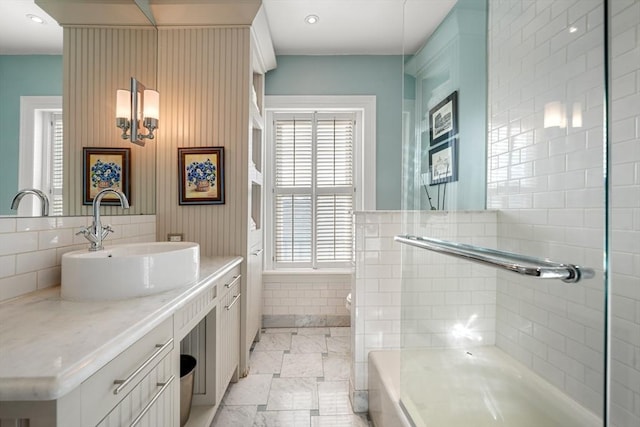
369, 346, 601, 427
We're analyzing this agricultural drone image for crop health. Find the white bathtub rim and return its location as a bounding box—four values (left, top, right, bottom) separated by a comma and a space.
380, 346, 602, 427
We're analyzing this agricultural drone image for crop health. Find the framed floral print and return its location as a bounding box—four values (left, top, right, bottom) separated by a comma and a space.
178, 147, 225, 205
83, 147, 131, 205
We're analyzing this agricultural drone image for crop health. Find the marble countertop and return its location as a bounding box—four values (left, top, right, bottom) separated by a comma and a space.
0, 256, 242, 401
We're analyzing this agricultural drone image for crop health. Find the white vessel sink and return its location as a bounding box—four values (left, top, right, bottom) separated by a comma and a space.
61, 242, 200, 301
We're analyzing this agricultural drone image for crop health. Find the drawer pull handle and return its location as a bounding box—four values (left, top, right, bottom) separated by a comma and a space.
113, 338, 173, 395
252, 249, 263, 256
225, 293, 241, 310
224, 274, 241, 288
129, 375, 175, 427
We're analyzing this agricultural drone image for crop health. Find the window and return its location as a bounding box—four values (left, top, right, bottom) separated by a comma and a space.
19, 96, 63, 216
273, 112, 355, 268
265, 95, 376, 271
45, 112, 64, 216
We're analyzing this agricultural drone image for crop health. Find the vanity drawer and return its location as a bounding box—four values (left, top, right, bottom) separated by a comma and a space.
80, 318, 174, 426
97, 352, 175, 427
174, 264, 241, 340
218, 265, 242, 298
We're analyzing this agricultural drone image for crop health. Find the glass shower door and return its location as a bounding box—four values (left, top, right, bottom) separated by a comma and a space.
398, 0, 618, 425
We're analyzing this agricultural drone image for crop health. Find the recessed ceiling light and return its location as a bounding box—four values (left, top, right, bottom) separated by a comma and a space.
305, 15, 319, 25
26, 14, 46, 24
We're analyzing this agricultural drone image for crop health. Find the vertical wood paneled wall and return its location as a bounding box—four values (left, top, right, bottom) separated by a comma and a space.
63, 27, 157, 216
180, 319, 207, 395
156, 27, 250, 257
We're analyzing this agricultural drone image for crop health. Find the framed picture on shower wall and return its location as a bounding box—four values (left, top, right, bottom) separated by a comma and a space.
178, 146, 225, 205
429, 91, 458, 146
82, 147, 131, 205
429, 140, 458, 185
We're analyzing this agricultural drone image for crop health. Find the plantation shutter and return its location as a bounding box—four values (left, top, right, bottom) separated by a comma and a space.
315, 117, 354, 263
274, 116, 313, 264
273, 112, 355, 268
50, 113, 64, 216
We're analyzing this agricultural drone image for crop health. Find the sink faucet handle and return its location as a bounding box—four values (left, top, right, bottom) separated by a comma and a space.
76, 226, 99, 243
101, 225, 114, 239
76, 226, 90, 236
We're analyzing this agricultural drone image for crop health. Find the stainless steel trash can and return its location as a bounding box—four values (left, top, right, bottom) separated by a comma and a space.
180, 354, 197, 427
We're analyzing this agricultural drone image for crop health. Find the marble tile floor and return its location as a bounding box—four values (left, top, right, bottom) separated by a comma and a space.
211, 327, 370, 427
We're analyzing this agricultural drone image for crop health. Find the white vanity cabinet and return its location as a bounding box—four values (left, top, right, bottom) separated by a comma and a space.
0, 256, 243, 427
0, 319, 177, 427
217, 274, 241, 398
95, 352, 176, 426
86, 318, 176, 427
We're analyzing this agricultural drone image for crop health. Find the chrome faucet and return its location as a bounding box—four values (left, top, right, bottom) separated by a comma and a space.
11, 188, 50, 216
77, 188, 130, 251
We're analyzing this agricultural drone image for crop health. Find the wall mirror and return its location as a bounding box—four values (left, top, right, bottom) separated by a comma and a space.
0, 0, 157, 217
402, 0, 487, 211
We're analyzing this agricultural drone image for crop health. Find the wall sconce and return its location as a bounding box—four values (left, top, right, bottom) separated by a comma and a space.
116, 77, 159, 146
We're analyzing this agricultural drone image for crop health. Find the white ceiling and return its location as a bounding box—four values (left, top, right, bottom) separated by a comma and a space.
0, 0, 63, 54
0, 0, 456, 55
263, 0, 455, 55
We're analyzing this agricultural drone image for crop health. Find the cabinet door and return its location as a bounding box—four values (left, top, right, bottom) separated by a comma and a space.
247, 244, 263, 345
228, 282, 241, 380
217, 281, 241, 398
96, 352, 175, 427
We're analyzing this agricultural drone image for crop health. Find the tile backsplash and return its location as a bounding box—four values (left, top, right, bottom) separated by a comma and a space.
262, 272, 351, 328
0, 215, 156, 302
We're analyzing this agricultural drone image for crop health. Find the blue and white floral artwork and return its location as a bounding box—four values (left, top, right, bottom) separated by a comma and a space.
178, 147, 225, 205
83, 147, 130, 205
91, 160, 122, 188
186, 158, 216, 189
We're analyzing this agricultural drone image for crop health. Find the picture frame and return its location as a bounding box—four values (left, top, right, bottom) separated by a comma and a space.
83, 147, 130, 205
429, 91, 458, 146
429, 140, 458, 185
178, 147, 225, 205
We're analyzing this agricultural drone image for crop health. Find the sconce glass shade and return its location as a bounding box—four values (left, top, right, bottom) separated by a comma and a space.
116, 77, 159, 146
116, 89, 131, 119
143, 89, 160, 120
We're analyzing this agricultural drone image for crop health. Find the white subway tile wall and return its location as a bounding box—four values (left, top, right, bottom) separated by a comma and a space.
352, 210, 497, 411
0, 216, 156, 302
488, 0, 639, 425
262, 273, 351, 327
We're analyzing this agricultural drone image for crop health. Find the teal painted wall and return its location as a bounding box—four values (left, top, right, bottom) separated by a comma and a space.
404, 0, 487, 211
265, 55, 403, 210
0, 55, 63, 215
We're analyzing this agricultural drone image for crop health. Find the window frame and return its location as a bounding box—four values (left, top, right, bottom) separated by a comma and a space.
264, 95, 376, 271
18, 96, 63, 216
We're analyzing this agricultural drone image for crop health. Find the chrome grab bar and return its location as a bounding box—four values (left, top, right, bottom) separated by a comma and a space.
129, 375, 175, 427
394, 235, 595, 284
113, 338, 173, 395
